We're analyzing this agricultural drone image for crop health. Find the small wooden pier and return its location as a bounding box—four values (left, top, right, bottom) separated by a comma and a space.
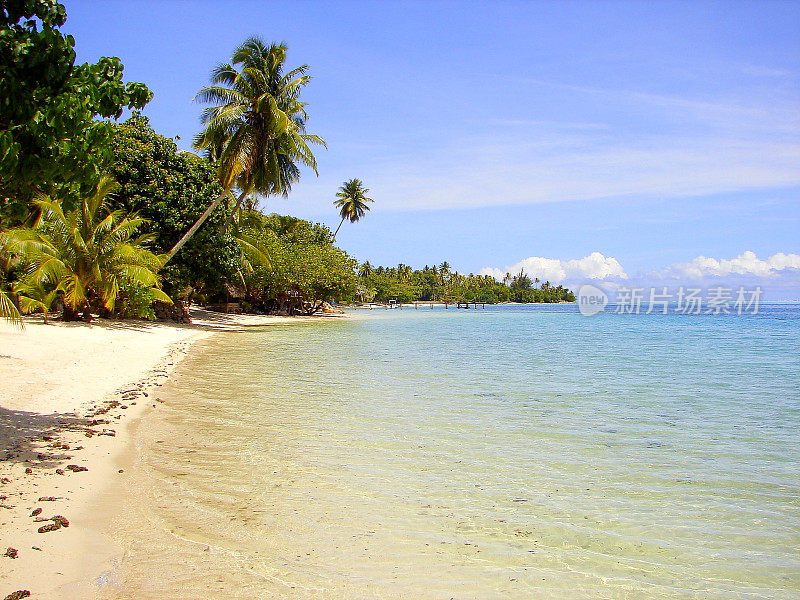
358, 301, 402, 310
455, 301, 485, 309
355, 301, 487, 310
412, 301, 486, 309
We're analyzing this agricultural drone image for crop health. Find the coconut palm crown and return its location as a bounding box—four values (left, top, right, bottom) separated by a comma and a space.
333, 178, 373, 240
193, 37, 326, 200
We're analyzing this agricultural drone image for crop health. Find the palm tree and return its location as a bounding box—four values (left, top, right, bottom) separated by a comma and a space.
5, 176, 171, 321
0, 236, 22, 326
332, 179, 373, 241
438, 261, 451, 284
358, 261, 373, 278
397, 263, 413, 282
166, 38, 325, 262
0, 271, 22, 327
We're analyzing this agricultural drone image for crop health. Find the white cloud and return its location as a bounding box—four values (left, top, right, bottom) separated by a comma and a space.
290, 133, 800, 215
479, 250, 800, 296
658, 251, 800, 280
290, 74, 799, 216
479, 252, 627, 283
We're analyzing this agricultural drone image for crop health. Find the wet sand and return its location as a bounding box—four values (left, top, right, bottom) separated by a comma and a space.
0, 309, 340, 598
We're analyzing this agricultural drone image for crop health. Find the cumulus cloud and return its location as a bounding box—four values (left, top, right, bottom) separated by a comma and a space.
657, 251, 800, 280
478, 251, 800, 300
479, 252, 627, 283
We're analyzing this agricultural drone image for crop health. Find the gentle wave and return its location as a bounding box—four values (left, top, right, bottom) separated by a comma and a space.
102, 305, 800, 599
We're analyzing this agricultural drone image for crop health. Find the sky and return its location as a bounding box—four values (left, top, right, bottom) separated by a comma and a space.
62, 0, 800, 298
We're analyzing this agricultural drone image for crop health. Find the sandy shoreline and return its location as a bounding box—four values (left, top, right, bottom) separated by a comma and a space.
0, 309, 341, 599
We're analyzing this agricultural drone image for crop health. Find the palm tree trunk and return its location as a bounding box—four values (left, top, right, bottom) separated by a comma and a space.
165, 191, 233, 264
332, 217, 345, 242
62, 305, 81, 322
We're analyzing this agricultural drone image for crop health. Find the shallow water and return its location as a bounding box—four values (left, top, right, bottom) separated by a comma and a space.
102, 305, 800, 599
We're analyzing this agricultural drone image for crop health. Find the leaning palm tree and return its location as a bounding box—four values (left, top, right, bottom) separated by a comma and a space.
332, 179, 373, 241
167, 38, 325, 261
5, 176, 171, 321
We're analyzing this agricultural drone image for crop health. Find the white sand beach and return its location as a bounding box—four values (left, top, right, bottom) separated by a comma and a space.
0, 309, 339, 598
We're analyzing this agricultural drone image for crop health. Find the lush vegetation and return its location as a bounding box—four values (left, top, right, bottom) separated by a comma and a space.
236, 213, 357, 314
169, 37, 326, 260
0, 3, 346, 323
3, 175, 171, 321
0, 1, 575, 326
107, 115, 239, 299
0, 0, 151, 225
357, 262, 575, 304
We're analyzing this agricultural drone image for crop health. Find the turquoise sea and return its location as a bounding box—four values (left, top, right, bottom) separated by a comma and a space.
103, 304, 800, 599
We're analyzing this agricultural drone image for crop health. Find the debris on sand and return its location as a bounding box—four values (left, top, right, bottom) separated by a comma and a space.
52, 515, 69, 528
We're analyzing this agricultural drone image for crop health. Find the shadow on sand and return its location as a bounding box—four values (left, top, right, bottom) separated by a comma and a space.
0, 407, 89, 467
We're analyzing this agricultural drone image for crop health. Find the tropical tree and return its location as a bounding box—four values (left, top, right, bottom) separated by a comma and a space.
168, 38, 325, 261
4, 176, 171, 321
234, 212, 357, 314
358, 261, 373, 277
510, 270, 532, 291
354, 260, 573, 304
332, 178, 373, 241
0, 0, 151, 225
397, 263, 412, 282
108, 114, 239, 297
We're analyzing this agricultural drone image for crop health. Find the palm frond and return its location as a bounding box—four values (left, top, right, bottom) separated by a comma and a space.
150, 288, 173, 305
236, 232, 273, 269
194, 37, 325, 199
195, 85, 249, 107
0, 289, 23, 328
8, 175, 170, 319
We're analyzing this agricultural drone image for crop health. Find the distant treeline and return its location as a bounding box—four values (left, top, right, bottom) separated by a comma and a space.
357, 262, 575, 304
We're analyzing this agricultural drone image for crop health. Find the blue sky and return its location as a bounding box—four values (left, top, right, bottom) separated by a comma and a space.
62, 0, 800, 297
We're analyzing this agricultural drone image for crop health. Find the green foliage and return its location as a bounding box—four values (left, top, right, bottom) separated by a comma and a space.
0, 0, 152, 224
194, 37, 325, 196
0, 241, 22, 326
0, 270, 22, 327
358, 264, 575, 304
506, 270, 576, 303
116, 281, 158, 320
291, 242, 358, 306
107, 114, 240, 295
3, 175, 170, 320
237, 213, 357, 311
156, 38, 326, 266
